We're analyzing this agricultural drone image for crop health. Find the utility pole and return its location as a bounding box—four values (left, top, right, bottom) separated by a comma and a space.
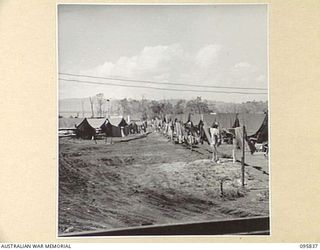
89, 97, 94, 118
242, 125, 246, 187
107, 99, 110, 118
81, 99, 85, 118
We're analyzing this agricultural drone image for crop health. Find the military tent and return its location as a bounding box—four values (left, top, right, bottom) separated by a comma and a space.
202, 113, 237, 129
237, 113, 266, 136
118, 117, 128, 127
100, 120, 122, 137
118, 117, 129, 136
249, 113, 268, 143
202, 113, 265, 136
75, 118, 96, 139
100, 117, 129, 137
200, 113, 267, 147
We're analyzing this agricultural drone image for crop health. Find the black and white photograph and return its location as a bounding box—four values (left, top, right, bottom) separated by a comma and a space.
58, 4, 269, 236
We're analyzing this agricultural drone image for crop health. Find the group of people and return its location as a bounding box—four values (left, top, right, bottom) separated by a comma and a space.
128, 120, 148, 135
151, 117, 223, 164
152, 118, 199, 144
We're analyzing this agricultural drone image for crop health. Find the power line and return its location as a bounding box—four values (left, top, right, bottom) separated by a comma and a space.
59, 72, 268, 91
59, 78, 268, 95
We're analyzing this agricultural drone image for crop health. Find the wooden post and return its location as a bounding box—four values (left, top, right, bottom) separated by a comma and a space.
220, 180, 224, 197
241, 126, 246, 187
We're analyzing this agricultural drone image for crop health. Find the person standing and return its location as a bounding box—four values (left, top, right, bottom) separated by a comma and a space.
209, 122, 220, 163
175, 119, 182, 144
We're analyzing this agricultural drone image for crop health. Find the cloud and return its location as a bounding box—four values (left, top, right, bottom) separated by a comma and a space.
83, 43, 220, 83
233, 62, 257, 73
256, 74, 266, 83
59, 44, 266, 100
195, 44, 221, 68
228, 62, 266, 88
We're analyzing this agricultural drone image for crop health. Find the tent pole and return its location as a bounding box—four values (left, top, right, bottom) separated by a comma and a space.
242, 126, 246, 187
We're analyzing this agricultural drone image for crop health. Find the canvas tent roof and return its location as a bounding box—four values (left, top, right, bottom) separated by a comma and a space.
86, 118, 107, 129
203, 113, 237, 129
107, 117, 123, 127
237, 113, 266, 136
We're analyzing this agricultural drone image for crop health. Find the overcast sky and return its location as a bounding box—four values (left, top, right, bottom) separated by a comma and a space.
58, 4, 268, 102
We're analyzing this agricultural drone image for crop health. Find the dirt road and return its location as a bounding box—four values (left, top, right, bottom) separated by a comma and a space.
58, 132, 269, 234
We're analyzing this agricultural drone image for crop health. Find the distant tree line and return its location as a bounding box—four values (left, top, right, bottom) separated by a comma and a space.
117, 97, 267, 120
64, 93, 267, 119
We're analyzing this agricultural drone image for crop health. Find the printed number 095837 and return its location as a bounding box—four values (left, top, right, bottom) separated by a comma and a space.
300, 244, 318, 248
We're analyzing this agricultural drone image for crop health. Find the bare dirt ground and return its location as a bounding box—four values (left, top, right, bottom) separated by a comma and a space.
58, 132, 269, 234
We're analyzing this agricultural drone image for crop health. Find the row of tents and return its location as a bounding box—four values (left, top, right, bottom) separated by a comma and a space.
58, 117, 132, 139
58, 112, 268, 143
160, 112, 268, 143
